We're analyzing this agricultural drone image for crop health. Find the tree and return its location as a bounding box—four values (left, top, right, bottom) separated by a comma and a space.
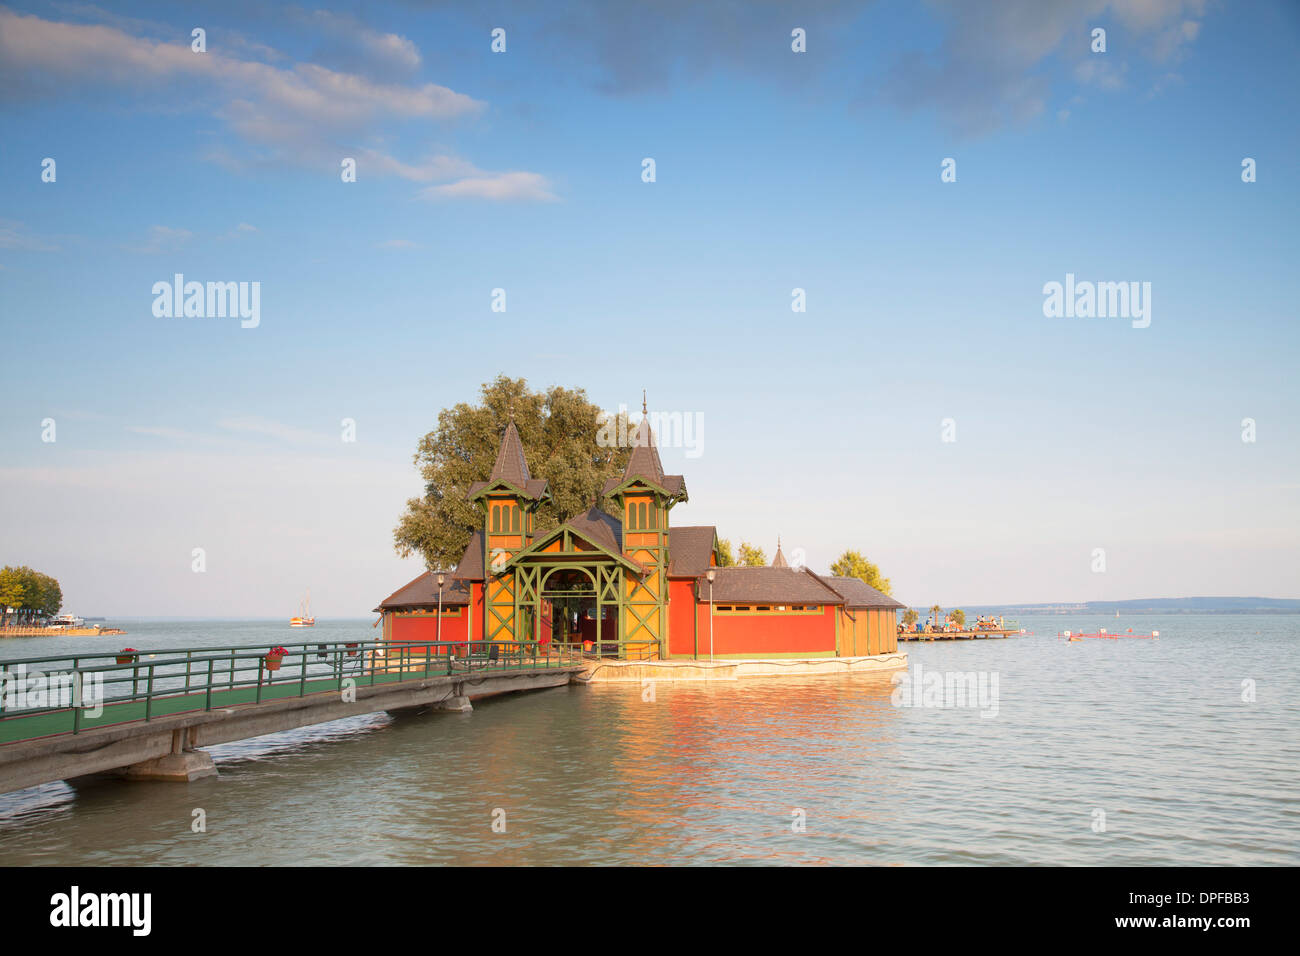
0, 566, 62, 626
929, 604, 942, 627
393, 377, 633, 570
736, 542, 766, 567
951, 608, 966, 628
903, 608, 918, 627
829, 549, 892, 595
715, 538, 736, 567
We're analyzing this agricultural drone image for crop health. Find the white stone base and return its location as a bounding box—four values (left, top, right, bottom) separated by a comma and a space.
577, 652, 908, 683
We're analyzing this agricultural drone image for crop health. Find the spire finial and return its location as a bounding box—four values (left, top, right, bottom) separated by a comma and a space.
642, 388, 647, 417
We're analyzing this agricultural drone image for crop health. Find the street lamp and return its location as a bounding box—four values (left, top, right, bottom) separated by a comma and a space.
436, 572, 445, 653
706, 568, 715, 662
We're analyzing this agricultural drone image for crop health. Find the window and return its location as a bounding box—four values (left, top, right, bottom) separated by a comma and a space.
511, 506, 520, 532
491, 506, 500, 532
638, 502, 647, 529
649, 506, 657, 529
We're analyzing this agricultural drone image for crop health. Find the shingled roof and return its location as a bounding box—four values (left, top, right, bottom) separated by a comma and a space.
697, 566, 845, 606
771, 538, 789, 568
374, 570, 472, 611
467, 420, 548, 500
667, 525, 717, 576
824, 575, 906, 610
601, 412, 685, 498
452, 530, 485, 581
565, 505, 624, 555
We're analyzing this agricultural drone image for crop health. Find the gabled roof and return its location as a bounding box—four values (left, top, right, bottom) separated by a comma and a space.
697, 567, 845, 606
824, 575, 906, 610
667, 526, 717, 576
468, 420, 548, 501
374, 570, 472, 611
565, 505, 624, 555
503, 505, 642, 573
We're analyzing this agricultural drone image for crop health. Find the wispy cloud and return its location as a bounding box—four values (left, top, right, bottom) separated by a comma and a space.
0, 8, 539, 197
877, 0, 1208, 137
0, 219, 61, 252
122, 224, 192, 254
420, 171, 558, 202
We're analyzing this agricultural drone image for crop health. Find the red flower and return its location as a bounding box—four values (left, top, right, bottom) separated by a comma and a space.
267, 646, 289, 658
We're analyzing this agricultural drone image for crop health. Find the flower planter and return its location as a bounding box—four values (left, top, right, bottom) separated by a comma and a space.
116, 654, 137, 665
264, 656, 284, 672
344, 643, 359, 658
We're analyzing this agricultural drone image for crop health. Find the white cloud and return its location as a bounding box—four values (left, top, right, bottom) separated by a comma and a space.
123, 224, 191, 254
421, 171, 559, 203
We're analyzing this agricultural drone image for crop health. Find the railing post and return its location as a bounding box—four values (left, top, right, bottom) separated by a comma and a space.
185, 651, 192, 692
206, 658, 214, 711
256, 658, 264, 704
299, 648, 307, 697
72, 669, 82, 735
145, 664, 155, 721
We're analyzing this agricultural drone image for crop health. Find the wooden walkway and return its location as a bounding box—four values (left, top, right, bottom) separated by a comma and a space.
898, 628, 1021, 642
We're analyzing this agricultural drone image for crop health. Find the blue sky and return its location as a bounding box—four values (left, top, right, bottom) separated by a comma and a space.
1, 0, 1297, 617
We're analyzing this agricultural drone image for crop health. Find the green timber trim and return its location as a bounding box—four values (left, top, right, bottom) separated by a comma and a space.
468, 478, 549, 503
604, 475, 688, 506
622, 521, 669, 659
503, 523, 642, 574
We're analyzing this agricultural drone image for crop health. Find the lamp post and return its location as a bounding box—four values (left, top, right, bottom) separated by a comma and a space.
706, 569, 715, 662
436, 572, 445, 654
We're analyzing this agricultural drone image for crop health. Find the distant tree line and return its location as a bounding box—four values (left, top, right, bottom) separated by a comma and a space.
0, 566, 63, 626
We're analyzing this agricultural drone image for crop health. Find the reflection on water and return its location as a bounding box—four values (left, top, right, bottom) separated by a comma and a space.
0, 616, 1296, 865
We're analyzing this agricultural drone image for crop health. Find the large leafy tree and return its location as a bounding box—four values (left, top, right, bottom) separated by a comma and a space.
393, 376, 633, 570
736, 542, 767, 567
715, 538, 736, 567
0, 566, 62, 625
830, 549, 893, 595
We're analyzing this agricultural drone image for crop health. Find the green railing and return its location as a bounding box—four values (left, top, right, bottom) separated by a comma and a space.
0, 638, 583, 739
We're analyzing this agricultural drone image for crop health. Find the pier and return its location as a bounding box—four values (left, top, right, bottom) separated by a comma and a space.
0, 639, 583, 795
898, 628, 1023, 642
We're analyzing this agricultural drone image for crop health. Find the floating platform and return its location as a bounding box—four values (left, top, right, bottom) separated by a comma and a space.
0, 626, 127, 638
898, 628, 1023, 642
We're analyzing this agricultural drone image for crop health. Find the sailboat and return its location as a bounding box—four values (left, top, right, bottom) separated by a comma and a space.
290, 590, 316, 627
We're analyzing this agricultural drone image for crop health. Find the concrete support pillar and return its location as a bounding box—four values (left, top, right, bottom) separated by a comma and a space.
120, 726, 217, 782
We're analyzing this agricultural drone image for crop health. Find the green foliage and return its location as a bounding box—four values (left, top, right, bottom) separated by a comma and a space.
736, 542, 767, 567
829, 549, 892, 595
0, 566, 63, 626
903, 608, 918, 626
951, 608, 966, 628
715, 538, 735, 567
393, 376, 633, 570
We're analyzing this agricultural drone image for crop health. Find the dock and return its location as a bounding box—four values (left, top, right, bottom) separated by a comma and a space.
0, 638, 583, 794
898, 628, 1023, 642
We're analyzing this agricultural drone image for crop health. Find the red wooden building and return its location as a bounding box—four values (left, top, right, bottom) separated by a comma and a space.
376, 407, 903, 660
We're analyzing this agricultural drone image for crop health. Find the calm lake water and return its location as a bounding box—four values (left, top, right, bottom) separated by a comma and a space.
0, 615, 1296, 865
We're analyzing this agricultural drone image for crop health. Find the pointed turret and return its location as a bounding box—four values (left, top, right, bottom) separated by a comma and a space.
489, 419, 532, 486
771, 536, 789, 568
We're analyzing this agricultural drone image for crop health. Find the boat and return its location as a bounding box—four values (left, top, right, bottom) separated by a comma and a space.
47, 613, 86, 629
290, 590, 315, 628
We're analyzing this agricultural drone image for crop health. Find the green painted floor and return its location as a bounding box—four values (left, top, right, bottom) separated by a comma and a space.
0, 660, 572, 745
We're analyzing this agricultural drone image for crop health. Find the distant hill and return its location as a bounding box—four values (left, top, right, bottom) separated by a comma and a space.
945, 597, 1300, 615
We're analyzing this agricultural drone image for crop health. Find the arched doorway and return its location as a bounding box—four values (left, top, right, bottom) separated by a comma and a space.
540, 566, 618, 656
